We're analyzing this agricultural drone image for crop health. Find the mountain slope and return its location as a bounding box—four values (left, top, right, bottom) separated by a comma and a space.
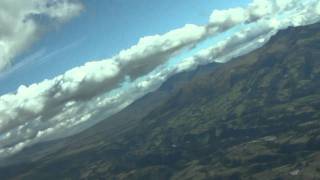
0, 61, 220, 178
1, 22, 320, 180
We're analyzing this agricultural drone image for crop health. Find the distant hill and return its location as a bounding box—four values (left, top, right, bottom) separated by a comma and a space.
1, 22, 320, 180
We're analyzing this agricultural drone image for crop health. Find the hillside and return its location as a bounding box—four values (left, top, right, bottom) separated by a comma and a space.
1, 22, 320, 180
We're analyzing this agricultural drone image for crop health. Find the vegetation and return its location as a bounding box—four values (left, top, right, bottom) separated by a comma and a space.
1, 23, 320, 180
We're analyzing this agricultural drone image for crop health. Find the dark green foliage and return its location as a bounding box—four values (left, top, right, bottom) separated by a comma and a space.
1, 23, 320, 180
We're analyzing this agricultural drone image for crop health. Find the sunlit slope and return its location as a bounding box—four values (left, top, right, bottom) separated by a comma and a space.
1, 22, 320, 180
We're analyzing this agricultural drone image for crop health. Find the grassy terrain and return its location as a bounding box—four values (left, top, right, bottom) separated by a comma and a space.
1, 23, 320, 180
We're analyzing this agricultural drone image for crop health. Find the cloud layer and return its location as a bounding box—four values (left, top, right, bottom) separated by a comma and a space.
0, 0, 83, 72
0, 0, 320, 158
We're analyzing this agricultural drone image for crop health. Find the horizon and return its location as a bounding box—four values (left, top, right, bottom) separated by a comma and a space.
0, 0, 320, 159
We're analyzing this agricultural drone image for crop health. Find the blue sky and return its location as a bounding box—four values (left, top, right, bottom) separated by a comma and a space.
1, 0, 320, 158
0, 0, 249, 94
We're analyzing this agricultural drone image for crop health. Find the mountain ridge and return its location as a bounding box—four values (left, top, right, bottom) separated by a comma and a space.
0, 61, 220, 167
1, 22, 320, 179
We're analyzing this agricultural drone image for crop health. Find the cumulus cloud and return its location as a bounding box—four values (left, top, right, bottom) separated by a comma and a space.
208, 0, 320, 31
0, 0, 320, 158
0, 23, 210, 157
184, 0, 320, 69
0, 0, 83, 72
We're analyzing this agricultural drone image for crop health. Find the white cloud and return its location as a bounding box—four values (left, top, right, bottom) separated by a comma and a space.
0, 0, 320, 158
116, 24, 208, 79
0, 23, 210, 158
208, 0, 319, 30
0, 0, 83, 72
209, 7, 249, 30
317, 2, 320, 14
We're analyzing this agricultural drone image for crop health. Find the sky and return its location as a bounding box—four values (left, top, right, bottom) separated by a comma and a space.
0, 0, 320, 158
0, 0, 250, 94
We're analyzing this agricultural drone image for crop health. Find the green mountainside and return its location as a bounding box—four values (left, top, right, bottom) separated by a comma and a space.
1, 22, 320, 180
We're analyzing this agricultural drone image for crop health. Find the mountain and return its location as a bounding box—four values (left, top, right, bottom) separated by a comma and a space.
1, 22, 320, 180
0, 61, 220, 178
